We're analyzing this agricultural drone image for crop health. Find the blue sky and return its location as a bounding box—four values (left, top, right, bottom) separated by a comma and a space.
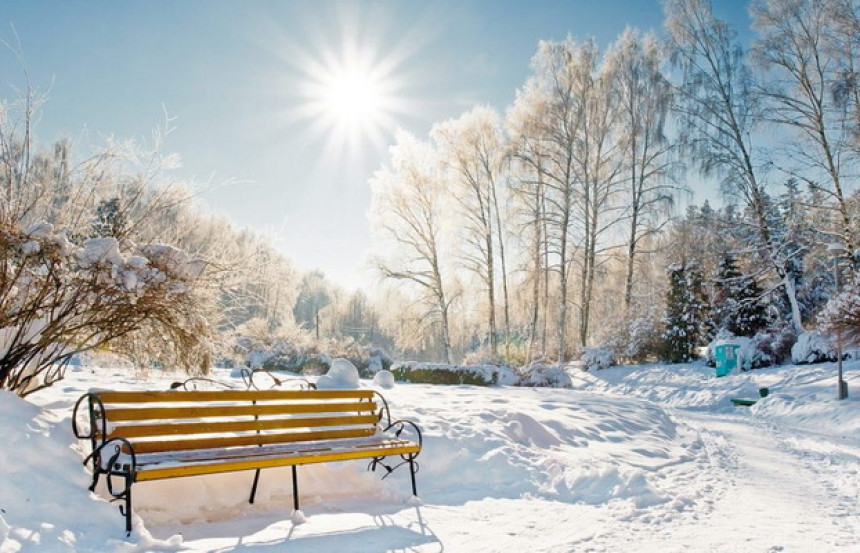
0, 0, 752, 289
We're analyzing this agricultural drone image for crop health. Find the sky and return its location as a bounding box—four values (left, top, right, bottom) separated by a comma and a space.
0, 0, 753, 290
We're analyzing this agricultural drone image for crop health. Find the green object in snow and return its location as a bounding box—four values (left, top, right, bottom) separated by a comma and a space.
730, 398, 758, 406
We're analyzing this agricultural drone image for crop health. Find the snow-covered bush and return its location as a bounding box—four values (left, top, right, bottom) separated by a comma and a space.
791, 331, 837, 364
515, 363, 572, 388
580, 347, 615, 371
750, 325, 795, 367
0, 221, 211, 396
391, 362, 516, 386
818, 275, 860, 347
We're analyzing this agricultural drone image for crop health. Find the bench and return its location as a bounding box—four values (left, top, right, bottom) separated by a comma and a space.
72, 388, 422, 535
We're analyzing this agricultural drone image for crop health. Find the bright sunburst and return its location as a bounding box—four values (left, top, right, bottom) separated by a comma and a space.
297, 38, 407, 161
322, 67, 383, 125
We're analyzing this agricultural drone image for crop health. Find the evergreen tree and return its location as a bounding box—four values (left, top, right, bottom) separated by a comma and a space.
711, 254, 769, 337
663, 262, 709, 363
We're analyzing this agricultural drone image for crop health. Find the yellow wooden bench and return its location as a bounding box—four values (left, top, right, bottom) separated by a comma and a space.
72, 388, 422, 535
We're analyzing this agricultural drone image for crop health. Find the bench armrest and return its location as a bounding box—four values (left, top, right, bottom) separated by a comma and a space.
382, 419, 423, 451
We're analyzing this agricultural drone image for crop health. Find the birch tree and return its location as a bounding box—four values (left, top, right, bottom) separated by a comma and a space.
432, 106, 511, 358
606, 28, 680, 311
666, 0, 805, 333
512, 39, 586, 361
563, 39, 625, 348
752, 0, 858, 263
508, 84, 553, 360
370, 132, 455, 363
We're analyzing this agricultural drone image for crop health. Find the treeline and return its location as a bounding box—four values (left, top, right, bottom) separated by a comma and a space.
3, 0, 859, 391
368, 0, 860, 364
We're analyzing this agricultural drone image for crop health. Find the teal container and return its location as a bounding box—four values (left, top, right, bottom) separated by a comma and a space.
714, 343, 741, 377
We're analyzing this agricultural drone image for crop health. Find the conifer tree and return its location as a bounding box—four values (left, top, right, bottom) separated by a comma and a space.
663, 262, 709, 363
712, 254, 769, 337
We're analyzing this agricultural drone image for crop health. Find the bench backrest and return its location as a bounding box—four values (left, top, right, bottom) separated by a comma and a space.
89, 389, 381, 454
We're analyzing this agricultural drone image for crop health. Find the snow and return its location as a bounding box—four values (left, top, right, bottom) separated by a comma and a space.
315, 358, 361, 389
372, 369, 395, 389
1, 360, 858, 552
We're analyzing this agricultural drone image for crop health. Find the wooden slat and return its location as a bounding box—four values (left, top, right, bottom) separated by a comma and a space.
108, 414, 379, 439
95, 389, 373, 404
134, 442, 421, 481
124, 427, 378, 454
103, 401, 378, 422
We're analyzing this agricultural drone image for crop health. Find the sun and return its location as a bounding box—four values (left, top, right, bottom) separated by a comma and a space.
322, 67, 383, 126
298, 46, 405, 160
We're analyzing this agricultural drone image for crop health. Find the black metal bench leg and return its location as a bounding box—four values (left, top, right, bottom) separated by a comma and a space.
409, 456, 418, 497
292, 465, 300, 512
123, 475, 133, 536
249, 468, 261, 504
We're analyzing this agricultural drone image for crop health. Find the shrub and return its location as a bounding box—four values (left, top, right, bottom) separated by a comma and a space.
580, 347, 615, 371
0, 222, 211, 397
515, 363, 572, 387
391, 362, 514, 386
791, 331, 837, 364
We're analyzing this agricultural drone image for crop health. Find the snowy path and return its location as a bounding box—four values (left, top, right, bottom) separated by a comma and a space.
623, 410, 860, 552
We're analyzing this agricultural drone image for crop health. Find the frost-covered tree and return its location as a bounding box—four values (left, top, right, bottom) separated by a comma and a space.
606, 27, 680, 310
432, 106, 510, 358
293, 270, 331, 339
818, 271, 860, 346
666, 0, 804, 334
711, 253, 769, 337
507, 81, 553, 361
370, 131, 455, 363
663, 262, 709, 363
752, 0, 859, 261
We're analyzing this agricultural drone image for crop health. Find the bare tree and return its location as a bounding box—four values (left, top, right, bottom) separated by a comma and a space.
432, 106, 511, 358
752, 0, 859, 263
666, 0, 805, 333
828, 0, 860, 148
566, 40, 626, 348
606, 28, 681, 311
508, 87, 553, 360
510, 39, 585, 362
369, 131, 455, 363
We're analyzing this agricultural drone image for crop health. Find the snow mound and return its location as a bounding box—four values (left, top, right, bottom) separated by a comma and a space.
316, 358, 360, 389
372, 369, 395, 389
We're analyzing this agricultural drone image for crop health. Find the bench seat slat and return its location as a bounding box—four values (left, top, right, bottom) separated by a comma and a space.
107, 414, 379, 439
120, 427, 379, 454
108, 415, 378, 439
132, 439, 421, 481
96, 389, 374, 403
103, 401, 378, 422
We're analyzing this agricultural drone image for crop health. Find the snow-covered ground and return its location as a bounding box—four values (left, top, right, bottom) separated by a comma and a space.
1, 360, 858, 552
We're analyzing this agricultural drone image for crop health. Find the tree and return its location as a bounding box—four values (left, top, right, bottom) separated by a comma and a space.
663, 262, 709, 363
432, 106, 511, 358
370, 131, 455, 363
666, 0, 804, 334
752, 0, 859, 263
711, 253, 769, 337
606, 28, 680, 310
510, 38, 625, 358
293, 270, 331, 340
507, 80, 554, 361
